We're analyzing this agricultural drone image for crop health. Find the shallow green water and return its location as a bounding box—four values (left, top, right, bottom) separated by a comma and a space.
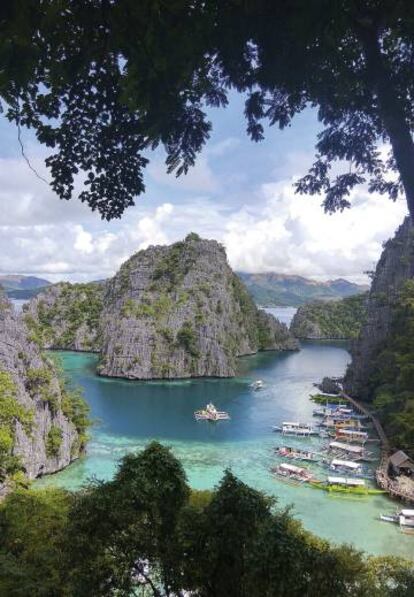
38, 342, 414, 559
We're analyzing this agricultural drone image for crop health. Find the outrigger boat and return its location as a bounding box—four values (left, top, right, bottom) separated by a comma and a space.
250, 380, 264, 391
335, 428, 368, 444
310, 476, 384, 495
319, 417, 367, 430
327, 441, 375, 462
271, 462, 315, 484
313, 406, 348, 417
275, 446, 319, 462
272, 421, 318, 436
194, 403, 230, 422
380, 509, 414, 533
329, 459, 363, 475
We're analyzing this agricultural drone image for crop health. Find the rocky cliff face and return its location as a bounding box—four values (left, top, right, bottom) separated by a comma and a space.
25, 282, 103, 352
0, 290, 86, 493
290, 294, 367, 340
98, 235, 298, 379
344, 217, 414, 397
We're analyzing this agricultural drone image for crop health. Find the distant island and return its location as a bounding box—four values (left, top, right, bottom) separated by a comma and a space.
0, 275, 51, 299
238, 272, 368, 307
290, 294, 367, 340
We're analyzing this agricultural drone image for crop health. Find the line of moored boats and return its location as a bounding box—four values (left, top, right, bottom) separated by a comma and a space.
271, 402, 379, 495
193, 384, 413, 532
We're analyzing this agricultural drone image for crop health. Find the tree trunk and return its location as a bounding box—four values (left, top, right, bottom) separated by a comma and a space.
358, 25, 414, 222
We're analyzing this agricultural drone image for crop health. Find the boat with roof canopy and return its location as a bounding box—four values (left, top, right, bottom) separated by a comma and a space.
271, 462, 316, 484
275, 446, 319, 462
194, 403, 230, 422
310, 476, 384, 495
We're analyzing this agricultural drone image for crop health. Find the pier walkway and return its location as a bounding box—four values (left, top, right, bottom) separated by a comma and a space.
340, 391, 414, 504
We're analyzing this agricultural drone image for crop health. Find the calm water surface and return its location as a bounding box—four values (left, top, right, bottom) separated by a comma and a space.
38, 337, 414, 559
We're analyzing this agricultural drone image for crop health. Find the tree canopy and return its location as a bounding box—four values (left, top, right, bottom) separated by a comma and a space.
1, 1, 414, 220
1, 442, 414, 596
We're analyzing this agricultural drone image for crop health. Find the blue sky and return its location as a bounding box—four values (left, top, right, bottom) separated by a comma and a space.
0, 94, 407, 283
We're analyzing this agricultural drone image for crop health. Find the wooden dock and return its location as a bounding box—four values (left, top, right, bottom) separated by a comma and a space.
340, 391, 414, 504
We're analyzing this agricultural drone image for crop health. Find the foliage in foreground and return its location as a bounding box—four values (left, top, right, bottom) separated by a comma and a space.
1, 3, 414, 220
0, 442, 413, 596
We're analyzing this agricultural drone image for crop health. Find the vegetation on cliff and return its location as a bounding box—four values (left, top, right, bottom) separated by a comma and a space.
0, 443, 413, 596
25, 282, 103, 351
0, 371, 33, 485
290, 294, 367, 340
99, 236, 298, 379
364, 280, 414, 457
0, 291, 90, 492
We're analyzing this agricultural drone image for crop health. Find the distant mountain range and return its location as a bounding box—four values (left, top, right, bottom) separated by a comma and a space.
0, 275, 51, 299
237, 272, 369, 307
0, 272, 368, 307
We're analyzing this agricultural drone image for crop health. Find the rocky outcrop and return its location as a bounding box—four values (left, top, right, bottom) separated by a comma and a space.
98, 235, 299, 379
344, 217, 414, 397
0, 290, 87, 493
290, 294, 367, 340
25, 282, 103, 352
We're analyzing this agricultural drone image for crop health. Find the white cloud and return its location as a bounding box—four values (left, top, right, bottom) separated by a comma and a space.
0, 148, 408, 285
224, 180, 408, 282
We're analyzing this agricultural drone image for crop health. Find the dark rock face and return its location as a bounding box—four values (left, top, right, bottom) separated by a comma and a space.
0, 291, 81, 491
318, 377, 341, 395
98, 236, 299, 379
344, 217, 414, 397
25, 282, 103, 352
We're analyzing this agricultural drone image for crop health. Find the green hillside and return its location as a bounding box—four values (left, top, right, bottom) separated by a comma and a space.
238, 273, 368, 306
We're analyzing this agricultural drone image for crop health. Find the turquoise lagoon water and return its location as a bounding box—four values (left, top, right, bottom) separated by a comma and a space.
37, 342, 414, 560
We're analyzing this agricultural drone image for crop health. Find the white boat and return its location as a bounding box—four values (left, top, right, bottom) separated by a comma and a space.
328, 441, 375, 462
380, 509, 414, 532
273, 421, 318, 436
329, 459, 362, 474
250, 380, 264, 391
194, 403, 230, 421
271, 462, 315, 483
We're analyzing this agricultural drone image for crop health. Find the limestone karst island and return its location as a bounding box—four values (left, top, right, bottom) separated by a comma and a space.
1, 3, 414, 595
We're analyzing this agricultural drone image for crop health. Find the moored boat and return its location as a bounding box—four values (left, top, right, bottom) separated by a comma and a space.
271, 462, 315, 483
194, 402, 230, 422
327, 441, 375, 462
335, 428, 368, 444
272, 421, 318, 436
329, 459, 363, 475
275, 446, 319, 462
380, 509, 414, 533
310, 476, 384, 495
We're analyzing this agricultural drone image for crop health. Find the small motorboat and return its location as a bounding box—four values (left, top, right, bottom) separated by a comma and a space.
250, 380, 264, 391
194, 402, 230, 422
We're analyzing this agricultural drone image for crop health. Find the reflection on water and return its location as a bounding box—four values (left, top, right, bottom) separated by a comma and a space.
37, 343, 414, 559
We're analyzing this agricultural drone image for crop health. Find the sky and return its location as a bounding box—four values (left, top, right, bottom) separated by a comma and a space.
0, 93, 408, 284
